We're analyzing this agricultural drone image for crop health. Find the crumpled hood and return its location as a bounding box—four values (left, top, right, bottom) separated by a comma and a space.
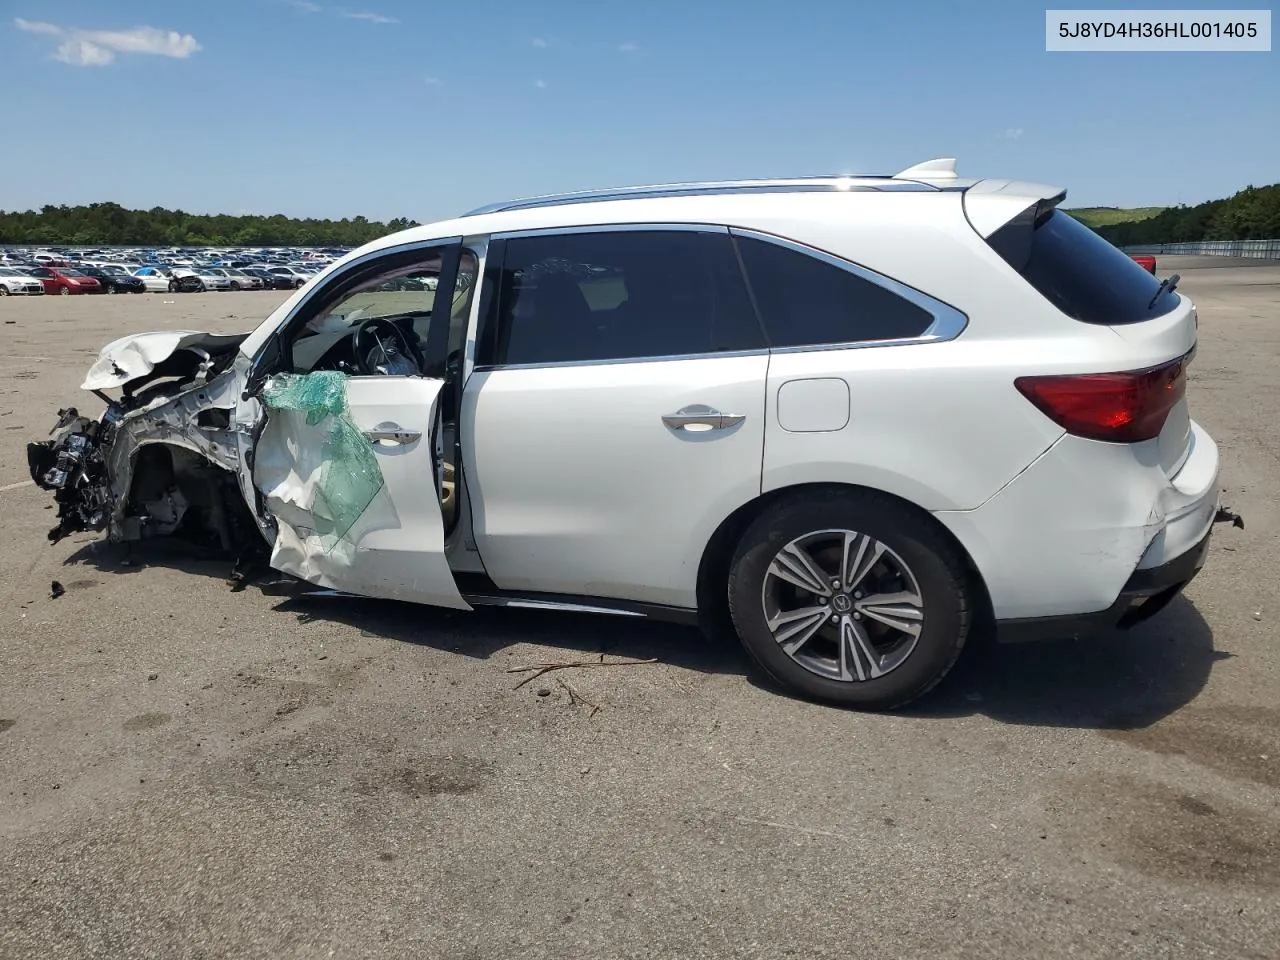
82, 330, 250, 391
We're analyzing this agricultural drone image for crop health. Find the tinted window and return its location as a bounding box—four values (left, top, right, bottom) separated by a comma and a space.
491, 230, 762, 366
986, 208, 1178, 324
734, 235, 934, 348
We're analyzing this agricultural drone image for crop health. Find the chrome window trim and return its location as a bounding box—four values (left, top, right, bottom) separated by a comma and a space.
471, 346, 771, 374
465, 179, 935, 216
489, 222, 729, 242
730, 227, 969, 351
470, 224, 967, 374
247, 234, 465, 373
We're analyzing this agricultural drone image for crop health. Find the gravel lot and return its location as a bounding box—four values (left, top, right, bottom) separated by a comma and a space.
1, 256, 1277, 959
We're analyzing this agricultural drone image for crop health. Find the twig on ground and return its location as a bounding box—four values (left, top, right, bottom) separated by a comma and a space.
555, 677, 601, 717
508, 656, 658, 690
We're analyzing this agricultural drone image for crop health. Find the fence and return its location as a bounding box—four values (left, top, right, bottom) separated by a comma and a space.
1122, 239, 1280, 260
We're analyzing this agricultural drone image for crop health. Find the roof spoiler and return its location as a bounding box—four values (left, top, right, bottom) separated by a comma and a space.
962, 179, 1068, 238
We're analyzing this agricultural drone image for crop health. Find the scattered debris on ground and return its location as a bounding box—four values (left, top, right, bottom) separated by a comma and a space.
49, 580, 65, 600
507, 654, 658, 691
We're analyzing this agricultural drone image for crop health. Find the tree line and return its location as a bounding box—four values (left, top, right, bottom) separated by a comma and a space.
1092, 183, 1280, 246
0, 202, 420, 248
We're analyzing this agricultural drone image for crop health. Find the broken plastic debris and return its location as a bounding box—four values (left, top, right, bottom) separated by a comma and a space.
259, 371, 385, 552
49, 580, 65, 599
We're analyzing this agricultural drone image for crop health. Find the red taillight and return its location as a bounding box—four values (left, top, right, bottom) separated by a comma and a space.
1015, 354, 1189, 443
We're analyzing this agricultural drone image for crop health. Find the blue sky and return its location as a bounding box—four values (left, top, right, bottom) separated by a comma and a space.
1, 0, 1275, 222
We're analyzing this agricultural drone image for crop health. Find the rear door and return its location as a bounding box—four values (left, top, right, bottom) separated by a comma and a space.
245, 240, 477, 607
462, 226, 769, 609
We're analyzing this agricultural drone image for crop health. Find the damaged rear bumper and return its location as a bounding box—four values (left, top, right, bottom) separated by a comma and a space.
996, 510, 1239, 642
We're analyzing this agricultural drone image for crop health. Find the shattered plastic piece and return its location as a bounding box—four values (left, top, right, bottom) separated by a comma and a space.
1214, 506, 1244, 530
50, 580, 65, 599
259, 372, 384, 552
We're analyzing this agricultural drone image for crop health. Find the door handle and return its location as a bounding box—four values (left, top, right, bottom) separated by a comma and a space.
662, 405, 746, 431
363, 424, 421, 445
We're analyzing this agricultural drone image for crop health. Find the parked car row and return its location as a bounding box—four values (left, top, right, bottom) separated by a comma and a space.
0, 260, 333, 295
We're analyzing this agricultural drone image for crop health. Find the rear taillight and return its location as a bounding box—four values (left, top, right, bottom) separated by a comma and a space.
1015, 353, 1189, 443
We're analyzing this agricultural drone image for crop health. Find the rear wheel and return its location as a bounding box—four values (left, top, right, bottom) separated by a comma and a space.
0, 286, 9, 296
106, 284, 117, 294
727, 490, 972, 710
59, 286, 71, 296
230, 281, 241, 291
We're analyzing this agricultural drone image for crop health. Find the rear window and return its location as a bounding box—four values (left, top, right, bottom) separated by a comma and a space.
986, 208, 1179, 324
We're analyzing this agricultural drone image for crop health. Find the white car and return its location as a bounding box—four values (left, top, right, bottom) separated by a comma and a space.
172, 267, 232, 292
205, 267, 264, 291
133, 267, 181, 293
265, 266, 314, 288
0, 266, 45, 295
26, 159, 1233, 710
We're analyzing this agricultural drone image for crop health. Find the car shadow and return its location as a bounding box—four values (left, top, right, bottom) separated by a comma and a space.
278, 594, 747, 679
66, 540, 1219, 730
899, 595, 1220, 730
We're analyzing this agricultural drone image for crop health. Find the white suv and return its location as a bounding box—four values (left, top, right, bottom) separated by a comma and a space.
28, 159, 1229, 709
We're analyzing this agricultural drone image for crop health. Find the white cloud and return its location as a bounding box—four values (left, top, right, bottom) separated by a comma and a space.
997, 127, 1024, 140
14, 19, 201, 66
284, 0, 322, 11
531, 36, 549, 48
341, 10, 398, 24
424, 75, 442, 85
56, 39, 114, 66
534, 78, 548, 89
618, 41, 640, 54
14, 18, 62, 36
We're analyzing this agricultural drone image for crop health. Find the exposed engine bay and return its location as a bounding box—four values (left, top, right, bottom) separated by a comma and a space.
27, 332, 258, 553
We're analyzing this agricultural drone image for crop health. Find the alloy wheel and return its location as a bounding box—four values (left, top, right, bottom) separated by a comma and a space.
761, 529, 924, 683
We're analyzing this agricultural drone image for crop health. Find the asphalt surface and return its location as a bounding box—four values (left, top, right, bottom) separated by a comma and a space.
1, 256, 1277, 959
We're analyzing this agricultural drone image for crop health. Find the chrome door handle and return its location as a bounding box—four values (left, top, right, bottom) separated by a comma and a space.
662, 405, 746, 431
363, 425, 421, 445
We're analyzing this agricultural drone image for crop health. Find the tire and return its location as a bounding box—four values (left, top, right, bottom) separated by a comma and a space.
168, 280, 177, 293
0, 286, 9, 296
59, 286, 71, 295
295, 279, 304, 288
727, 490, 972, 710
106, 284, 117, 294
230, 282, 241, 291
197, 281, 207, 293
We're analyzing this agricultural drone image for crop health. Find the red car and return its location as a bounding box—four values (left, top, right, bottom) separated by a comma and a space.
27, 266, 103, 295
1130, 254, 1157, 274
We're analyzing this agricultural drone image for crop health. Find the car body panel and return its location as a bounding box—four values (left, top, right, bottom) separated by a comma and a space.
462, 353, 769, 608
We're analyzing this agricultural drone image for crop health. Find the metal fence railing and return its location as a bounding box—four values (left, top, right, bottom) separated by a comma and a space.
1122, 239, 1280, 260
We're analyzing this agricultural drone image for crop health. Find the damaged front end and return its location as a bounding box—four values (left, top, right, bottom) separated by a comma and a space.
27, 332, 260, 555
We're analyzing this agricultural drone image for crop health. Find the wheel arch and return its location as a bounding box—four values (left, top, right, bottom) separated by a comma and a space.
695, 481, 993, 635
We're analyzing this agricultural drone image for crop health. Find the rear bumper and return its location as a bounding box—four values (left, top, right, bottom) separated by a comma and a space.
995, 524, 1213, 642
935, 420, 1222, 622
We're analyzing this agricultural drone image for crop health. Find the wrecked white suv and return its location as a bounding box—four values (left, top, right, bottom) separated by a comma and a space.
29, 160, 1237, 710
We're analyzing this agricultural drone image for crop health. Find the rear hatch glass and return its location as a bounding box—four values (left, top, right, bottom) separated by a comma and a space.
983, 202, 1194, 477
985, 207, 1179, 325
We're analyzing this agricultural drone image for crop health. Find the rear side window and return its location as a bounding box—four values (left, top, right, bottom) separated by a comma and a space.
986, 208, 1178, 324
490, 230, 763, 366
734, 235, 935, 348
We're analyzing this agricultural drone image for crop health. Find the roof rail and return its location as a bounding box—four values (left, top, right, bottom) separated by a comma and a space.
463, 175, 939, 217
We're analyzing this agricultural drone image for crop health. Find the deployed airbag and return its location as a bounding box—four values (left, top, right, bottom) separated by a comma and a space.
255, 371, 385, 555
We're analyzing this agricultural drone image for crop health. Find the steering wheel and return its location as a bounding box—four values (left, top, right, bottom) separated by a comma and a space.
352, 317, 424, 376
